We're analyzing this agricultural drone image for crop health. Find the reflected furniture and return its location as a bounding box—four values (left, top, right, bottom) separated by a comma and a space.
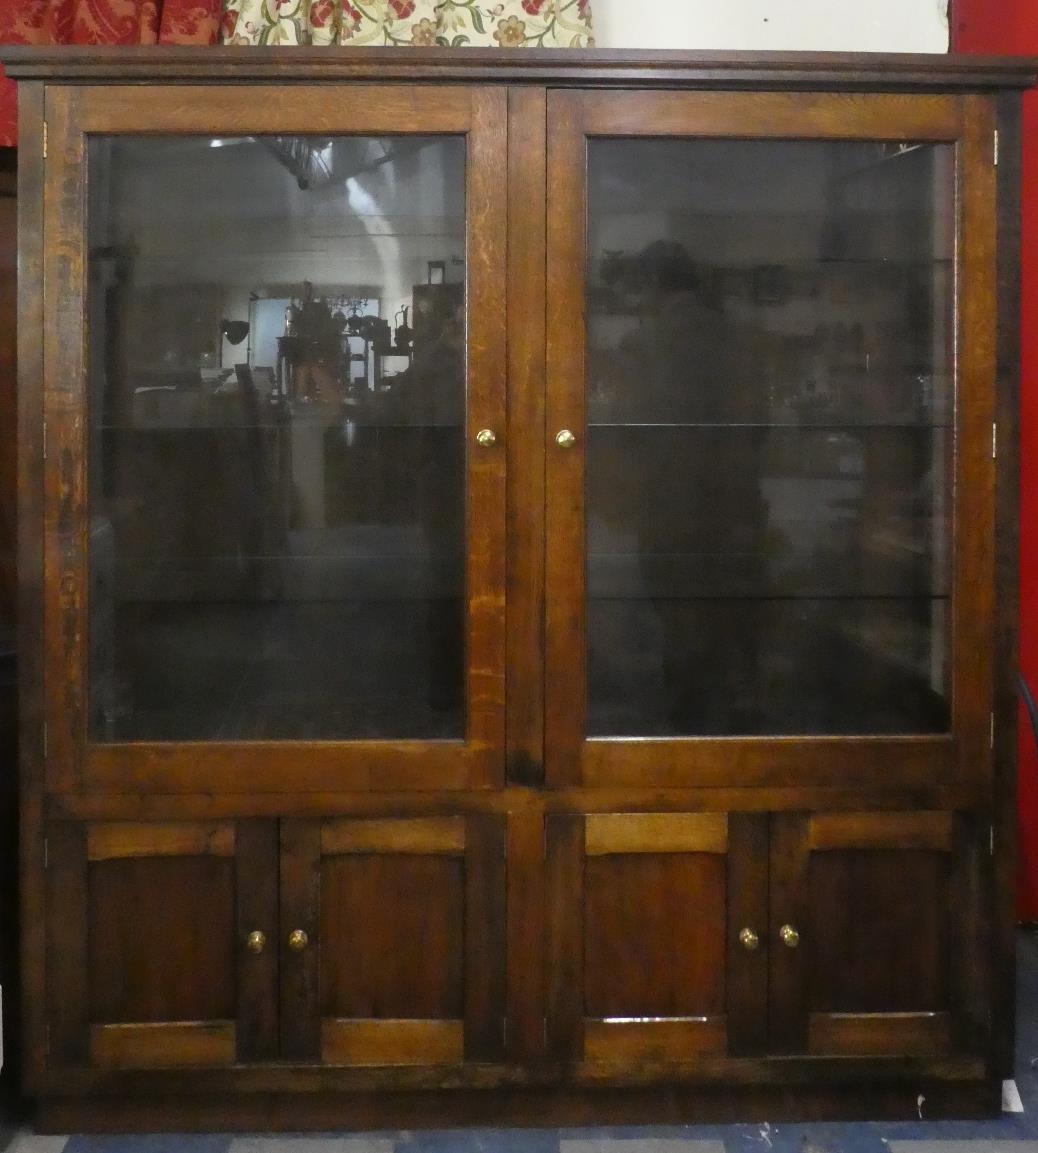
3, 46, 1036, 1130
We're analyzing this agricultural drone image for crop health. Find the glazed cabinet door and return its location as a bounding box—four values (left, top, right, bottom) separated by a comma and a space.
278, 814, 506, 1068
45, 819, 279, 1072
769, 810, 989, 1059
545, 90, 997, 790
42, 83, 506, 795
545, 812, 769, 1069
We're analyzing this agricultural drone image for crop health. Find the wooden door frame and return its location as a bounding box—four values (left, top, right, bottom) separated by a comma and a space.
544, 88, 999, 792
39, 83, 509, 796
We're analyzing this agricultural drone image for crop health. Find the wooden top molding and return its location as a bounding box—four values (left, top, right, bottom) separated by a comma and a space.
1, 46, 1037, 91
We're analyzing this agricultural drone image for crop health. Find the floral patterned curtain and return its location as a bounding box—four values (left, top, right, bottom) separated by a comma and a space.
221, 0, 593, 48
0, 0, 222, 146
0, 0, 593, 145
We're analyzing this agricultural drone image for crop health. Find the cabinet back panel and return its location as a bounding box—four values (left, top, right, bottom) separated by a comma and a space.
319, 854, 464, 1019
584, 854, 726, 1018
87, 856, 236, 1023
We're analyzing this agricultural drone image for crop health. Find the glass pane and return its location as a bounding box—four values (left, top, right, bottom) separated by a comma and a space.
586, 139, 953, 737
88, 135, 467, 742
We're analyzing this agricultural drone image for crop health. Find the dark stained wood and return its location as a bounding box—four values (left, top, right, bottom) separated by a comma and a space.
90, 1022, 236, 1069
25, 1048, 991, 1098
45, 822, 88, 1065
583, 737, 955, 789
10, 54, 1027, 1126
46, 781, 989, 822
585, 812, 728, 854
506, 808, 547, 1062
279, 820, 321, 1062
545, 815, 584, 1060
464, 86, 509, 788
948, 812, 990, 1057
321, 1019, 463, 1066
42, 85, 86, 793
806, 849, 947, 1014
583, 1018, 727, 1063
543, 92, 587, 787
33, 1076, 1001, 1134
726, 813, 770, 1057
319, 851, 464, 1021
2, 46, 1037, 91
768, 814, 810, 1053
578, 90, 966, 138
808, 1013, 953, 1057
808, 811, 954, 851
505, 84, 547, 787
320, 817, 465, 856
86, 743, 472, 794
992, 89, 1023, 1079
17, 78, 47, 1095
235, 819, 280, 1063
954, 94, 999, 788
88, 854, 236, 1024
464, 814, 506, 1060
87, 822, 235, 860
584, 853, 727, 1019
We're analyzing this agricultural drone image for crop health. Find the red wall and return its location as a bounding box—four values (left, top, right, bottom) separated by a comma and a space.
954, 0, 1038, 919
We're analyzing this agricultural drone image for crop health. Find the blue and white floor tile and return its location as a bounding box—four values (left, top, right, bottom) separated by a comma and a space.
7, 934, 1038, 1153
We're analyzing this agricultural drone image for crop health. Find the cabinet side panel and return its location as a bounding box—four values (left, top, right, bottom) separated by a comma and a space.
993, 90, 1023, 1079
41, 86, 86, 792
18, 78, 47, 1093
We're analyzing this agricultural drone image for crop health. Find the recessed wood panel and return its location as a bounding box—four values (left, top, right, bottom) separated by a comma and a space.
807, 849, 948, 1014
585, 813, 728, 856
88, 856, 236, 1024
87, 822, 234, 861
584, 854, 727, 1018
320, 854, 464, 1020
808, 811, 954, 852
584, 1017, 727, 1063
89, 1021, 236, 1069
321, 1019, 463, 1066
320, 818, 465, 857
807, 1011, 953, 1056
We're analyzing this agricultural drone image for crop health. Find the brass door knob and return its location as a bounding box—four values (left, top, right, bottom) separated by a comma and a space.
738, 927, 760, 952
288, 928, 309, 952
556, 429, 577, 449
245, 930, 267, 955
779, 924, 800, 949
475, 428, 497, 448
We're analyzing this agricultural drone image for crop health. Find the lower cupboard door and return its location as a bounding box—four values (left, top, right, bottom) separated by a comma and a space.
546, 811, 770, 1070
45, 819, 279, 1072
769, 811, 989, 1058
279, 814, 506, 1068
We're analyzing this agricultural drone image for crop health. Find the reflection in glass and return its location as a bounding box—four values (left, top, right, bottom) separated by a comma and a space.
586, 140, 954, 736
88, 136, 467, 742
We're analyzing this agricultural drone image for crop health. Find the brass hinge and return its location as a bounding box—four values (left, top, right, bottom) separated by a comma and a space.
993, 422, 998, 460
42, 121, 47, 161
994, 129, 1000, 167
42, 419, 47, 461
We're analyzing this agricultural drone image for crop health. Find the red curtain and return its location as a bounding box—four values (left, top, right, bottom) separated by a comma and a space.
0, 0, 222, 147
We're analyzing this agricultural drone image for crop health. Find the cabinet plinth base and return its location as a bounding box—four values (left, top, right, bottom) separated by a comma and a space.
36, 1082, 1001, 1133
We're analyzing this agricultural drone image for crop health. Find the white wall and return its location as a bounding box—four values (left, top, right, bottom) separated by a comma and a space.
592, 0, 949, 53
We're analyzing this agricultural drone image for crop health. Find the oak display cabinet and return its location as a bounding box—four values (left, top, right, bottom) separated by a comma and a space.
3, 46, 1035, 1131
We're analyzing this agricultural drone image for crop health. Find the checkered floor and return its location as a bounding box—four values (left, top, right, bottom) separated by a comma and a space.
6, 936, 1038, 1153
